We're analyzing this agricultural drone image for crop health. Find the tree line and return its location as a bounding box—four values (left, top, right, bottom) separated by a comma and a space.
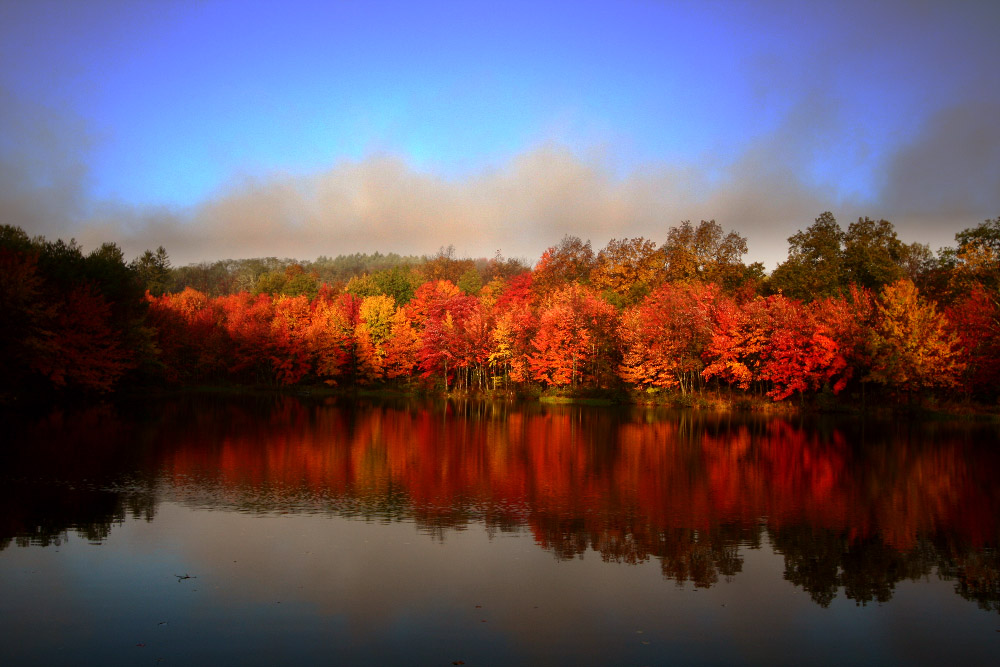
1, 214, 998, 405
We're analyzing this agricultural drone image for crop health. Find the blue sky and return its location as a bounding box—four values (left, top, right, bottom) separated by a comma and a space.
1, 0, 998, 267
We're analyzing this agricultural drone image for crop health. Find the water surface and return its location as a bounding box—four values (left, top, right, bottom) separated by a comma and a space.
2, 396, 998, 665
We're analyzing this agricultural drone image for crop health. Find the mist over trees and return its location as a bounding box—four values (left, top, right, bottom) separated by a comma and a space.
1, 214, 997, 405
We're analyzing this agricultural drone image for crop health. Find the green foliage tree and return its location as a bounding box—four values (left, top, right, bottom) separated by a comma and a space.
955, 216, 1000, 255
770, 212, 845, 300
943, 217, 1000, 295
842, 217, 905, 290
457, 267, 483, 295
254, 263, 319, 299
346, 266, 421, 303
131, 246, 172, 296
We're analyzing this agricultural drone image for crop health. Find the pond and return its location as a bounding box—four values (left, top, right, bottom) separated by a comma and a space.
1, 395, 999, 665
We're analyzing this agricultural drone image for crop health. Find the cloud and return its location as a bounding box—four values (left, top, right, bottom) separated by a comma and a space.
880, 102, 1000, 223
3, 89, 996, 271
75, 147, 823, 270
0, 88, 92, 239
77, 123, 849, 271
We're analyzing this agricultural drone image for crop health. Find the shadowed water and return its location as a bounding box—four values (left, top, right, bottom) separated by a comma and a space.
2, 395, 998, 665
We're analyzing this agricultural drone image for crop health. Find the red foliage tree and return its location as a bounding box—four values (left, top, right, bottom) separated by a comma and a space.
945, 284, 1000, 394
217, 292, 276, 383
758, 296, 850, 401
618, 281, 718, 393
270, 295, 315, 385
406, 280, 478, 389
35, 283, 134, 392
0, 249, 56, 389
702, 296, 770, 392
146, 287, 227, 382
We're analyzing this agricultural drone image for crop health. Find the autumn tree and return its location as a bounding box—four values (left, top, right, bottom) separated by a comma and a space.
355, 294, 398, 382
945, 285, 1000, 396
483, 250, 530, 281
32, 284, 134, 393
939, 218, 1000, 297
217, 292, 277, 383
618, 281, 717, 393
382, 307, 419, 380
0, 248, 56, 393
489, 304, 537, 386
146, 287, 228, 382
0, 227, 145, 394
406, 280, 478, 390
269, 295, 315, 385
530, 284, 618, 388
590, 237, 665, 306
308, 292, 360, 384
661, 220, 748, 290
702, 296, 771, 393
418, 245, 476, 285
866, 279, 964, 397
532, 235, 595, 295
488, 273, 537, 386
757, 296, 851, 401
812, 286, 875, 386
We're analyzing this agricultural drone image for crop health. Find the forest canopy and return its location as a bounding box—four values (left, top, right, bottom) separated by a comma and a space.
1, 214, 998, 406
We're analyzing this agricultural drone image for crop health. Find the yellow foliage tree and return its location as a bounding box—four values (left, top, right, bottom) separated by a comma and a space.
866, 279, 964, 395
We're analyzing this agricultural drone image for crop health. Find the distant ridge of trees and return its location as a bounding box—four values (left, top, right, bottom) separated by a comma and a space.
2, 214, 998, 406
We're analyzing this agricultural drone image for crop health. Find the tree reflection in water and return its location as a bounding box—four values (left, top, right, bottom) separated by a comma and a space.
2, 396, 998, 611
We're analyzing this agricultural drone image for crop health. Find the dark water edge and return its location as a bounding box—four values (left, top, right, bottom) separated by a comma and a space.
2, 394, 999, 665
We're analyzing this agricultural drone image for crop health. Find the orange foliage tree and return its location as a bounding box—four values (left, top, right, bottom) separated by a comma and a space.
270, 295, 315, 385
146, 287, 227, 382
382, 307, 419, 380
532, 236, 595, 296
530, 283, 618, 387
309, 291, 359, 385
217, 292, 276, 383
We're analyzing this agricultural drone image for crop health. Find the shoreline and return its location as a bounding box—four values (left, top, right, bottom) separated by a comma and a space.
4, 382, 998, 422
